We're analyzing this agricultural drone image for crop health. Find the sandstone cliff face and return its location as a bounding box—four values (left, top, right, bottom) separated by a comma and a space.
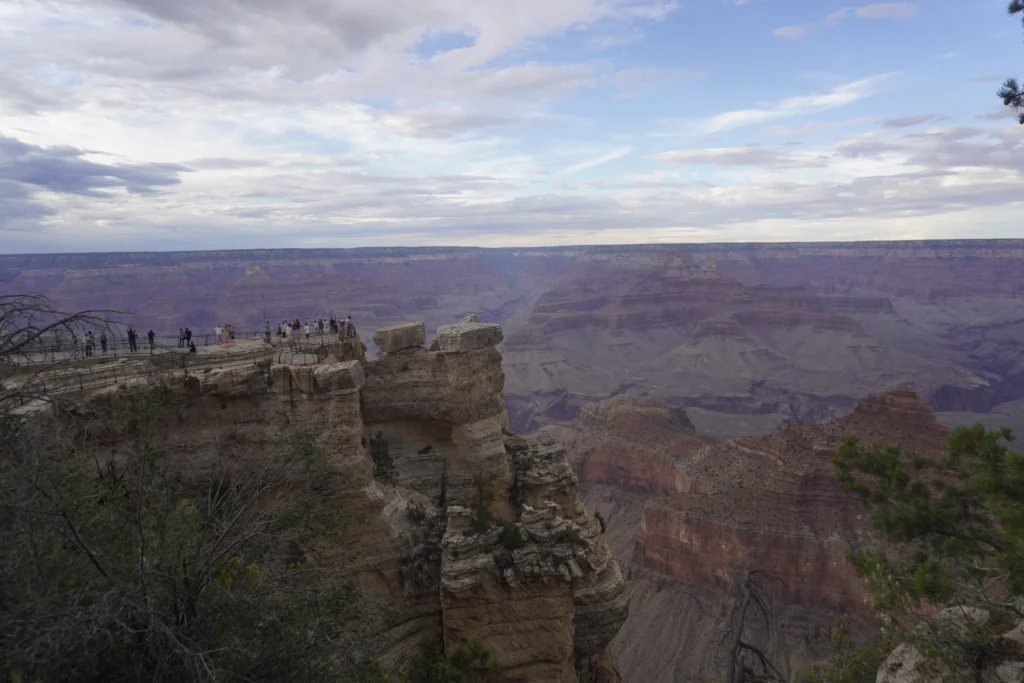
80, 321, 627, 682
569, 390, 950, 682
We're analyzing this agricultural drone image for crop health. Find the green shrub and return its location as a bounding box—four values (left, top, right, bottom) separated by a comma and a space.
407, 634, 502, 683
498, 523, 523, 551
796, 617, 892, 683
368, 431, 396, 481
469, 474, 495, 534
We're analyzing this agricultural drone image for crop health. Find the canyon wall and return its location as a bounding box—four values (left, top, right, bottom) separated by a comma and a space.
568, 390, 950, 682
75, 320, 627, 682
4, 240, 1021, 441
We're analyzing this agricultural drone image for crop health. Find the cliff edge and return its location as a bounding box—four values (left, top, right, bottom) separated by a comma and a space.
86, 318, 628, 682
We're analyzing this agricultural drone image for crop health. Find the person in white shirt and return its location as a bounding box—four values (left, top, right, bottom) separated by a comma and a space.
304, 323, 310, 338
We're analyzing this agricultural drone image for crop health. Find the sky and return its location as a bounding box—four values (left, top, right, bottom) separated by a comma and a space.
1, 0, 1022, 253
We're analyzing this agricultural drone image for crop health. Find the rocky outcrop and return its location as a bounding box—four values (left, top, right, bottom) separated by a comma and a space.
87, 320, 626, 682
876, 607, 1024, 683
4, 242, 1023, 441
373, 321, 426, 353
431, 318, 504, 352
569, 388, 951, 682
568, 397, 704, 495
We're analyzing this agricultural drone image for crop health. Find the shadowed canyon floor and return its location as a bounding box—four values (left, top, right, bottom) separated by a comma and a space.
3, 240, 1023, 441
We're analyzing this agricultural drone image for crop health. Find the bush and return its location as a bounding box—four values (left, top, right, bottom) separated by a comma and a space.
368, 431, 396, 481
469, 474, 495, 534
832, 424, 1023, 676
796, 617, 892, 683
0, 386, 384, 683
498, 523, 524, 551
407, 634, 503, 683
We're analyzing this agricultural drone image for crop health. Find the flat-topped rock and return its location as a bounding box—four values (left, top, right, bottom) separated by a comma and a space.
433, 321, 503, 352
373, 321, 426, 353
313, 360, 364, 392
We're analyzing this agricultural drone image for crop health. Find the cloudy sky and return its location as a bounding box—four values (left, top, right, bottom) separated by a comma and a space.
1, 0, 1022, 252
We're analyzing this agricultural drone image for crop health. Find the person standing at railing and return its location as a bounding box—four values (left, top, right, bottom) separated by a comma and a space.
84, 332, 94, 357
100, 331, 107, 355
148, 329, 155, 352
185, 327, 192, 347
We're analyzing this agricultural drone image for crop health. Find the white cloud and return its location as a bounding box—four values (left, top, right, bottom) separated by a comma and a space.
0, 0, 1019, 252
563, 146, 634, 174
650, 145, 828, 168
704, 74, 895, 133
773, 24, 809, 38
855, 3, 915, 19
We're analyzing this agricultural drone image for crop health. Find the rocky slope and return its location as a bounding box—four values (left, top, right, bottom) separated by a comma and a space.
68, 320, 627, 682
4, 240, 1021, 440
568, 390, 950, 682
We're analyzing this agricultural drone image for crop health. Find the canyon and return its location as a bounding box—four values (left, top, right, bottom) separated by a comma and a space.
2, 240, 1022, 442
4, 240, 1024, 680
569, 389, 951, 681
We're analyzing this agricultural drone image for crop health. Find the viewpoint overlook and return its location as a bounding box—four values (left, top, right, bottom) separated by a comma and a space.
2, 241, 1023, 682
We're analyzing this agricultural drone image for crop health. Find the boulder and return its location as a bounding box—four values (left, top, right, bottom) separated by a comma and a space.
373, 321, 426, 353
434, 321, 503, 353
313, 360, 365, 392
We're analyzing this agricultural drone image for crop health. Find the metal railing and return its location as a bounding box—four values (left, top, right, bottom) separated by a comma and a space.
3, 344, 275, 407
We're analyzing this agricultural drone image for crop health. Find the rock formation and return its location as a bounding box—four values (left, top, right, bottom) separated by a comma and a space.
2, 241, 1022, 441
568, 390, 951, 682
876, 607, 1024, 683
62, 320, 627, 682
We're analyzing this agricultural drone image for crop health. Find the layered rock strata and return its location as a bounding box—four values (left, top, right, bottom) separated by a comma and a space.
85, 320, 627, 682
569, 390, 950, 682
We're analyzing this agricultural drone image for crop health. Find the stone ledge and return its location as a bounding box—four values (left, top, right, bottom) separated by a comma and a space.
432, 321, 503, 352
313, 360, 365, 392
373, 321, 426, 353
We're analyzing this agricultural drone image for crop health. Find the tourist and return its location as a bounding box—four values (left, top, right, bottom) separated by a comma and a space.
304, 322, 310, 338
147, 329, 155, 352
185, 327, 192, 346
215, 324, 222, 340
188, 341, 197, 354
178, 328, 185, 348
346, 316, 355, 338
99, 331, 107, 355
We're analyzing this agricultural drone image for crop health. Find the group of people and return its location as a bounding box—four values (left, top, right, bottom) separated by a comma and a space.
126, 328, 158, 352
177, 328, 193, 348
62, 327, 149, 357
76, 330, 107, 357
213, 324, 236, 344
272, 316, 356, 340
54, 317, 358, 359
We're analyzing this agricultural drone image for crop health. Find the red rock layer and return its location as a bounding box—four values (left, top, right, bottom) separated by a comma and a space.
568, 388, 952, 680
632, 389, 947, 611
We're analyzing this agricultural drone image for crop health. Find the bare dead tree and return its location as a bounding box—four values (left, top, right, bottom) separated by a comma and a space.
718, 569, 789, 683
0, 293, 122, 408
